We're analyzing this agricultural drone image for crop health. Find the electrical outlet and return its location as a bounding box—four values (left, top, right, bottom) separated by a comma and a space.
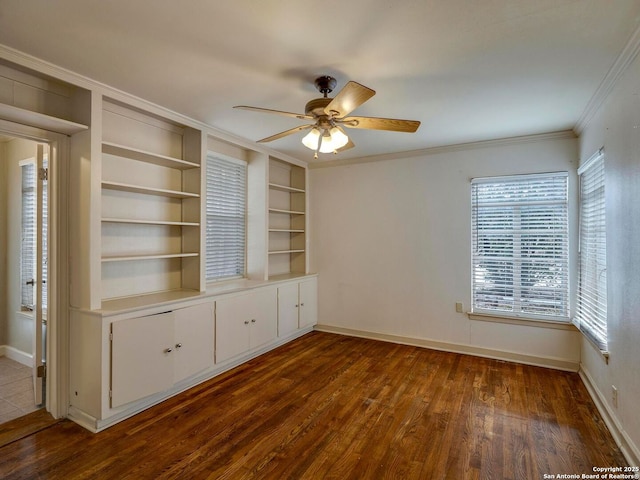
612, 385, 618, 408
455, 302, 464, 313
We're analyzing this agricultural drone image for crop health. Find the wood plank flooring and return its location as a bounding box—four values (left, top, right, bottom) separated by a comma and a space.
0, 332, 628, 479
0, 408, 59, 448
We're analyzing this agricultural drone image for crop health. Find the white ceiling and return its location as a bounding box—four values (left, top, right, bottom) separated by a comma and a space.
1, 0, 639, 162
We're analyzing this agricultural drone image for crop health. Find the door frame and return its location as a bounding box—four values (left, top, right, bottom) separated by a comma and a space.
0, 118, 70, 419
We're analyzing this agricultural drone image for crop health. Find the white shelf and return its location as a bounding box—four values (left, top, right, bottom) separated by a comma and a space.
102, 142, 200, 170
102, 218, 199, 226
269, 208, 305, 215
102, 181, 200, 199
0, 103, 88, 135
268, 182, 305, 193
100, 289, 202, 313
102, 252, 199, 263
269, 229, 305, 233
268, 249, 305, 255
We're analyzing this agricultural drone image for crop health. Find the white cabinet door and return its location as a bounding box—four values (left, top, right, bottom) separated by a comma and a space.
299, 278, 318, 328
111, 312, 174, 408
277, 283, 299, 337
173, 303, 214, 383
215, 288, 278, 363
215, 294, 252, 363
249, 288, 278, 348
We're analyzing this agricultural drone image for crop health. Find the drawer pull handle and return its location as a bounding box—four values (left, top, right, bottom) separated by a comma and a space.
244, 320, 249, 325
251, 319, 256, 323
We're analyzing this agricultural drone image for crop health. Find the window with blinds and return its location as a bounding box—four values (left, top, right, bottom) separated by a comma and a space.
575, 150, 607, 351
20, 160, 48, 311
21, 162, 36, 310
471, 172, 569, 320
205, 154, 247, 281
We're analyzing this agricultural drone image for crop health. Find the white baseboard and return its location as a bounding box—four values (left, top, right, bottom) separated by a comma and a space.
315, 324, 580, 372
0, 345, 33, 367
579, 365, 640, 468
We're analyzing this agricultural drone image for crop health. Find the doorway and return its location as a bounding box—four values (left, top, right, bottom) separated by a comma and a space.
0, 135, 49, 424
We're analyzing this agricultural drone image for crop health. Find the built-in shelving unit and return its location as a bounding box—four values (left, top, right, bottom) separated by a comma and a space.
0, 53, 317, 433
100, 98, 203, 303
268, 158, 307, 278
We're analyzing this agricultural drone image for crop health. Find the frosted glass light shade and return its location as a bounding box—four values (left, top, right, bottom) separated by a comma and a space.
328, 127, 348, 149
302, 127, 349, 153
301, 128, 321, 150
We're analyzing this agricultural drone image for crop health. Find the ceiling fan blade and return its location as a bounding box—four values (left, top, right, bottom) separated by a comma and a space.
324, 81, 375, 118
337, 138, 355, 152
234, 105, 313, 120
257, 124, 313, 143
339, 116, 420, 133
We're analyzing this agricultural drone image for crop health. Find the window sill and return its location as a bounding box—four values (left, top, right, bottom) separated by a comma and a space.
575, 324, 610, 364
468, 312, 577, 331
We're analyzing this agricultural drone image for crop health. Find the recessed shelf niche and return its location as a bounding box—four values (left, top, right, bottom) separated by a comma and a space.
100, 98, 203, 303
267, 158, 307, 278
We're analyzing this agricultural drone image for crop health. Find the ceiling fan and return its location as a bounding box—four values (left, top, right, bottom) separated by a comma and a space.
234, 76, 421, 158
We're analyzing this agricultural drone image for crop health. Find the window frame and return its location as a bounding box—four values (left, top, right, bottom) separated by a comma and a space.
20, 158, 37, 311
205, 152, 248, 283
470, 171, 570, 322
574, 149, 608, 353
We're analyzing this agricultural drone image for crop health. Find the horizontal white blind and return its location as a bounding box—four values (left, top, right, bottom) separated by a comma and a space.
206, 154, 246, 281
42, 170, 48, 310
575, 151, 607, 350
472, 172, 569, 319
21, 163, 36, 309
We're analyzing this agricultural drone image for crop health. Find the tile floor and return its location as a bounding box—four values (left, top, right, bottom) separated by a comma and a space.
0, 356, 40, 424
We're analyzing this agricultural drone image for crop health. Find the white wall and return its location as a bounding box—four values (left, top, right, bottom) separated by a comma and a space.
578, 50, 640, 465
2, 137, 37, 356
310, 135, 581, 369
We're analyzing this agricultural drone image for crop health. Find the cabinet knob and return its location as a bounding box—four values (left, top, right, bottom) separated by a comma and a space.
244, 320, 250, 325
300, 303, 304, 307
295, 304, 299, 308
251, 319, 256, 323
164, 347, 173, 354
175, 343, 182, 349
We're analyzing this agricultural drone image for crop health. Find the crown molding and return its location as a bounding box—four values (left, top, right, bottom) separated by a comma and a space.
309, 130, 576, 169
0, 43, 306, 167
574, 23, 640, 135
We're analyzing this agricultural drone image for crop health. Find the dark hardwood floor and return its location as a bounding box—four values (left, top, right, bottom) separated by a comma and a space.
0, 332, 627, 479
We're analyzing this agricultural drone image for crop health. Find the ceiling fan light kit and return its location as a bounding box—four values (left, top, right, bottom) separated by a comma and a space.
234, 76, 420, 159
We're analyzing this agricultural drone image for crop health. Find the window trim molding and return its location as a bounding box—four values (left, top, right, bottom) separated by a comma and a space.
19, 157, 37, 310
573, 147, 608, 354
205, 151, 248, 283
471, 171, 570, 321
467, 311, 577, 331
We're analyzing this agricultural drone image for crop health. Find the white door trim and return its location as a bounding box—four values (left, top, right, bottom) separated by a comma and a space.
0, 117, 70, 420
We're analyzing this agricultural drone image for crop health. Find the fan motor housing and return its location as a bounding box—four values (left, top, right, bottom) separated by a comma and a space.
305, 97, 332, 117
